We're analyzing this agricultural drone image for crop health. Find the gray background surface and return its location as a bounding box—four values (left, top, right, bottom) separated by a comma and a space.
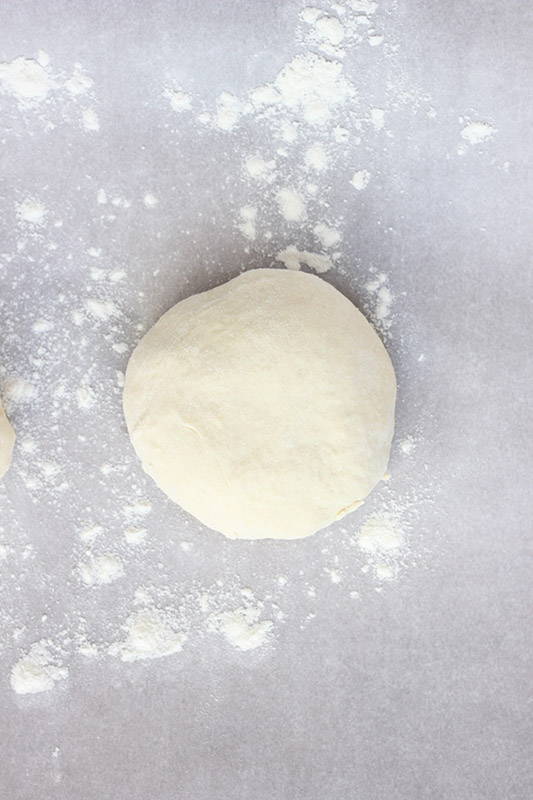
1, 1, 532, 798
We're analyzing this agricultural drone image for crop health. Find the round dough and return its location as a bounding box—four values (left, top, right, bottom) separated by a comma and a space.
0, 401, 15, 479
124, 269, 396, 540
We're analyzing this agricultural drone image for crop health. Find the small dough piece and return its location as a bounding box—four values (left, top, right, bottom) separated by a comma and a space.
0, 401, 15, 479
124, 269, 396, 540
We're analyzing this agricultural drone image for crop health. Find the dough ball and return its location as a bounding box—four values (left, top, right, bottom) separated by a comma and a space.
124, 269, 396, 540
0, 401, 15, 479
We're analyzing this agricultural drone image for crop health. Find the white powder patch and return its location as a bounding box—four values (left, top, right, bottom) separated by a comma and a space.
143, 193, 158, 208
237, 205, 257, 240
460, 120, 496, 145
324, 567, 342, 584
79, 523, 103, 543
351, 169, 371, 190
123, 499, 152, 520
216, 92, 241, 131
357, 512, 407, 583
82, 108, 100, 132
358, 514, 405, 554
399, 435, 417, 455
85, 298, 119, 321
305, 143, 328, 171
164, 86, 191, 112
64, 72, 93, 96
109, 608, 187, 662
368, 33, 384, 46
366, 272, 393, 331
4, 377, 37, 406
11, 641, 68, 695
277, 188, 306, 222
17, 198, 47, 225
370, 107, 385, 130
211, 606, 273, 651
253, 53, 355, 125
276, 246, 332, 274
96, 188, 107, 204
300, 7, 322, 24
244, 155, 276, 181
76, 384, 96, 410
315, 15, 345, 46
31, 318, 54, 334
80, 554, 124, 586
350, 0, 378, 15
124, 527, 148, 545
0, 57, 56, 105
313, 223, 341, 248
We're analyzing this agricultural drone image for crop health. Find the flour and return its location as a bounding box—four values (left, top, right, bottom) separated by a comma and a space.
365, 272, 394, 331
237, 205, 258, 240
3, 377, 37, 407
268, 53, 355, 125
17, 198, 47, 225
276, 246, 332, 274
460, 120, 496, 145
356, 511, 407, 582
109, 608, 187, 662
277, 188, 306, 222
76, 384, 96, 410
11, 641, 68, 695
79, 554, 124, 586
244, 155, 276, 181
164, 86, 191, 112
216, 92, 242, 131
210, 606, 273, 652
313, 223, 341, 248
65, 71, 93, 96
305, 144, 328, 171
351, 169, 371, 190
81, 107, 99, 132
84, 298, 119, 321
0, 57, 56, 105
370, 107, 385, 130
143, 193, 158, 208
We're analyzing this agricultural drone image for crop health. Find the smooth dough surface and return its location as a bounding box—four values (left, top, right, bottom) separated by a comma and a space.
0, 401, 15, 479
124, 269, 396, 540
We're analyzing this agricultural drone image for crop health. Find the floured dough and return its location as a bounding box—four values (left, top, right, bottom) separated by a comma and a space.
0, 401, 15, 479
124, 269, 396, 540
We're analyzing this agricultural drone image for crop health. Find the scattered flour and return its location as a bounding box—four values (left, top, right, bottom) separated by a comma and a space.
313, 223, 341, 248
109, 608, 187, 662
79, 554, 124, 586
460, 120, 496, 145
211, 606, 273, 652
244, 155, 276, 181
277, 188, 306, 222
252, 52, 355, 125
351, 169, 371, 190
0, 57, 56, 105
3, 377, 37, 407
305, 144, 328, 171
17, 198, 47, 225
11, 641, 68, 695
81, 107, 99, 132
365, 272, 394, 331
357, 512, 407, 582
276, 246, 332, 274
216, 92, 242, 131
164, 86, 191, 112
370, 107, 385, 130
143, 193, 158, 208
237, 205, 257, 240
